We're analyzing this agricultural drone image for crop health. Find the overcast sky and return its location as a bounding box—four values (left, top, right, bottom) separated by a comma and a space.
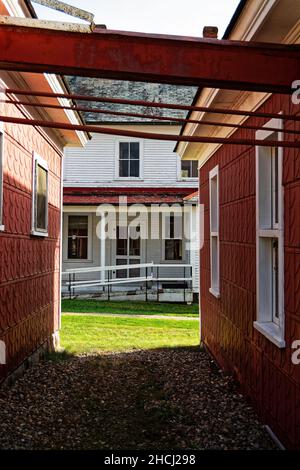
31, 0, 241, 37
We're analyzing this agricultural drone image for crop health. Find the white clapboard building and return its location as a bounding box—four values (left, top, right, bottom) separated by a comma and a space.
62, 79, 198, 301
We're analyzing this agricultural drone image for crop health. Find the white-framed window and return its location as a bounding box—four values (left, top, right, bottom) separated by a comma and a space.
31, 152, 48, 237
181, 160, 198, 178
209, 165, 220, 298
254, 118, 285, 348
0, 121, 4, 231
116, 140, 142, 179
66, 214, 92, 261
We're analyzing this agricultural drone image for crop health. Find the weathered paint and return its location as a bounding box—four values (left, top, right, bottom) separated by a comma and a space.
199, 93, 300, 449
0, 24, 299, 92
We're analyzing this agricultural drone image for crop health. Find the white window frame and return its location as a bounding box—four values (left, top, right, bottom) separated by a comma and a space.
254, 117, 285, 348
115, 139, 143, 180
209, 165, 220, 298
64, 213, 93, 262
0, 121, 4, 232
31, 152, 48, 237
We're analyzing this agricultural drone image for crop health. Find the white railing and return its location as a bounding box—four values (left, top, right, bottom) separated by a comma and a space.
62, 262, 193, 301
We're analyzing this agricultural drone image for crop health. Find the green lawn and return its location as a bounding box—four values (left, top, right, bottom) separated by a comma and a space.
61, 314, 199, 354
61, 299, 199, 317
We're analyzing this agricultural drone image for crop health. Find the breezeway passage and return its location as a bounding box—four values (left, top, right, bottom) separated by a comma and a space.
0, 312, 275, 450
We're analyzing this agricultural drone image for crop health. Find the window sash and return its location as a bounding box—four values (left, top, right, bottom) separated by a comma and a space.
67, 215, 89, 259
209, 166, 220, 297
32, 153, 48, 235
165, 239, 182, 261
0, 128, 4, 229
255, 119, 284, 347
119, 142, 140, 178
181, 160, 198, 178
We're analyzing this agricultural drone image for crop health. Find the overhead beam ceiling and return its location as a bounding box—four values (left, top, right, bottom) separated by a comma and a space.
0, 23, 299, 94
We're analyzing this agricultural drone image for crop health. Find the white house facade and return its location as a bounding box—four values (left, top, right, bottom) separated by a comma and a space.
62, 81, 198, 301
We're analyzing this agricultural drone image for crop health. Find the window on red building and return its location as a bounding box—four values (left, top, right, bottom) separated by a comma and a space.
32, 153, 48, 236
209, 165, 220, 298
254, 121, 285, 348
0, 123, 4, 231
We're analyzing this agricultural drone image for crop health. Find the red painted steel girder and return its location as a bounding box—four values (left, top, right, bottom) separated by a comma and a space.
0, 25, 300, 93
3, 98, 300, 136
1, 114, 300, 148
6, 88, 300, 122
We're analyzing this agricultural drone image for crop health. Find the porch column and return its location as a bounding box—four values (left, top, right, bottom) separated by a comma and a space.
100, 214, 106, 284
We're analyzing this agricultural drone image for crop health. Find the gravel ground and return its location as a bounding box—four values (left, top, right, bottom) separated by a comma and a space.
0, 347, 276, 450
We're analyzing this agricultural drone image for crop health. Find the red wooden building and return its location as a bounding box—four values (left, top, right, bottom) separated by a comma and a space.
177, 0, 300, 449
0, 0, 86, 384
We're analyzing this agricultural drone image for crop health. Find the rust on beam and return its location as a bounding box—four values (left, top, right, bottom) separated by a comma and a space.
6, 88, 300, 122
1, 114, 300, 148
0, 25, 300, 93
3, 98, 300, 136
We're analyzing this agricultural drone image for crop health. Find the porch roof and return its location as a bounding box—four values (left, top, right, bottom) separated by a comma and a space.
63, 187, 195, 206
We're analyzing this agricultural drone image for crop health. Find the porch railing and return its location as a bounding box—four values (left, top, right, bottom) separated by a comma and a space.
62, 262, 193, 302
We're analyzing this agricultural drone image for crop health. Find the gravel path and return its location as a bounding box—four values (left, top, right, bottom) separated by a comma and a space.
0, 347, 276, 450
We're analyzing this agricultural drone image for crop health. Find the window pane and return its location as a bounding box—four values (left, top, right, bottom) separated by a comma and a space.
165, 239, 182, 260
68, 216, 88, 237
130, 142, 140, 160
130, 159, 139, 177
67, 216, 88, 259
129, 237, 140, 256
116, 226, 128, 255
68, 236, 88, 259
210, 175, 218, 233
191, 160, 198, 177
211, 235, 219, 289
119, 160, 129, 177
129, 258, 140, 277
272, 238, 279, 323
36, 164, 47, 230
181, 160, 190, 178
119, 142, 129, 159
116, 258, 127, 278
273, 147, 279, 226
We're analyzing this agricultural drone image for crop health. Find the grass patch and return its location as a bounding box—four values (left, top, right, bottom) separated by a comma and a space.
61, 314, 199, 354
61, 299, 198, 316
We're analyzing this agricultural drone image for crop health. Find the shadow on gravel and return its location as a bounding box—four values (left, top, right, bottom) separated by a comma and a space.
0, 346, 276, 450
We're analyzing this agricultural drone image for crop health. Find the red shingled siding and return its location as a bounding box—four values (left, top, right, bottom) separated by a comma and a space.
0, 102, 62, 383
199, 93, 300, 449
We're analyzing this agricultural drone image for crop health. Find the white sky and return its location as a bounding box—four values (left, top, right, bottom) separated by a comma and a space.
32, 0, 241, 37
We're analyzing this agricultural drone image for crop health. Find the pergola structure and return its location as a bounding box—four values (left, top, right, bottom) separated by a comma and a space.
0, 19, 300, 147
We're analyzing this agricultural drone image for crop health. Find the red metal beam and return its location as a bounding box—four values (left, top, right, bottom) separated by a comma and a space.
7, 88, 300, 122
3, 98, 300, 136
0, 25, 300, 93
1, 114, 300, 148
